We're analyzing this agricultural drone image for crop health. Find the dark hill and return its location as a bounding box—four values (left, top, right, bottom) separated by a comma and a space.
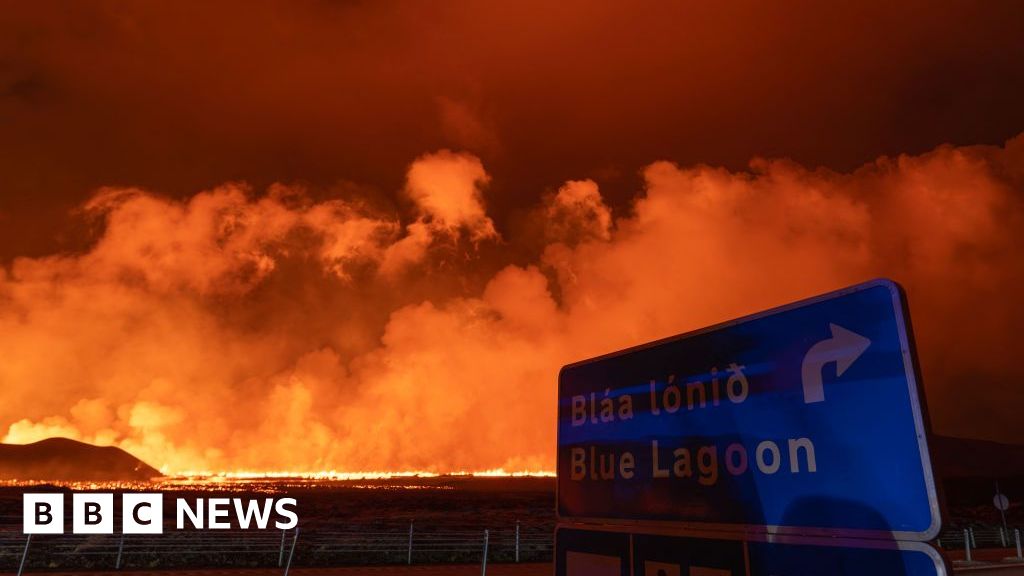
930, 434, 1024, 479
926, 435, 1024, 512
0, 437, 160, 481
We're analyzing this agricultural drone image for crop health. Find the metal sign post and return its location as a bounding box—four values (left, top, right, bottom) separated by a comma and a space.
994, 483, 1010, 539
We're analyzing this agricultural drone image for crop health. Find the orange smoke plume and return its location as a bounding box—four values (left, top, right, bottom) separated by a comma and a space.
2, 137, 1023, 473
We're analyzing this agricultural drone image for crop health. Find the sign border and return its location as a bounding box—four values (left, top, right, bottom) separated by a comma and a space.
556, 278, 943, 541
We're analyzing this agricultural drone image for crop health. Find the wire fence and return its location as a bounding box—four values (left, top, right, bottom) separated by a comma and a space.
938, 525, 1024, 551
0, 517, 554, 571
3, 517, 1022, 571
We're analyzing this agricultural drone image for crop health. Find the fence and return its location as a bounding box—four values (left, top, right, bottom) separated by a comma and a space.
937, 525, 1024, 555
0, 518, 554, 572
6, 520, 1023, 571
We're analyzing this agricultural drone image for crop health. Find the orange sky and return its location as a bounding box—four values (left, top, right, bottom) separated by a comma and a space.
1, 1, 1023, 473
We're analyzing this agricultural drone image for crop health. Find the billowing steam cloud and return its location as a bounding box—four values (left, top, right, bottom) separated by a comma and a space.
2, 137, 1023, 473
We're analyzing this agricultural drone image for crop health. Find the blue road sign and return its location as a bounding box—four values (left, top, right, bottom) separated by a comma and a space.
556, 527, 948, 576
557, 279, 940, 539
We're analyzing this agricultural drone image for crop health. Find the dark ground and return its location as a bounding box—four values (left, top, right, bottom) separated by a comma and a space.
0, 473, 1021, 571
0, 477, 555, 571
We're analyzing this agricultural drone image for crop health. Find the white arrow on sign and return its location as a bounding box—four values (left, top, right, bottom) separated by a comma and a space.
801, 323, 871, 404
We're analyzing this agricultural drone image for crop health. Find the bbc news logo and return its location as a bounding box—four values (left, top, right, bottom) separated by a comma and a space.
23, 493, 298, 534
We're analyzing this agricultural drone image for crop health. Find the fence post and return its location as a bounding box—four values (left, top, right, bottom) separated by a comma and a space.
964, 528, 972, 563
407, 521, 414, 565
969, 527, 976, 549
17, 534, 31, 576
283, 527, 299, 576
115, 534, 125, 569
1016, 528, 1022, 560
515, 520, 520, 563
481, 529, 489, 576
278, 529, 286, 567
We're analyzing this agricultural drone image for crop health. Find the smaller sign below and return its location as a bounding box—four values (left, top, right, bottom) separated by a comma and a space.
556, 527, 629, 576
556, 527, 949, 576
994, 493, 1010, 512
632, 532, 745, 575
